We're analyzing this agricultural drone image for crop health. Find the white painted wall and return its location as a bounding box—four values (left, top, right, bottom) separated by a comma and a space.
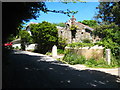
12, 44, 21, 49
26, 44, 36, 50
12, 44, 37, 50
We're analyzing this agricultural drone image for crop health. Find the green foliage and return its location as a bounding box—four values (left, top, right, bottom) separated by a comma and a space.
82, 38, 91, 43
58, 37, 67, 50
57, 49, 64, 54
53, 22, 66, 27
63, 50, 119, 68
46, 52, 52, 56
85, 58, 98, 67
93, 23, 119, 40
84, 58, 110, 68
19, 30, 32, 50
67, 42, 94, 48
93, 2, 120, 61
30, 21, 58, 54
94, 38, 120, 59
3, 2, 78, 44
14, 46, 20, 50
93, 23, 120, 59
85, 57, 120, 68
63, 50, 86, 65
78, 20, 98, 28
94, 2, 120, 25
7, 34, 16, 42
70, 25, 78, 31
3, 2, 48, 43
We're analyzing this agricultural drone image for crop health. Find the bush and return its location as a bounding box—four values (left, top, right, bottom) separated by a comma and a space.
57, 49, 64, 54
63, 50, 86, 65
94, 39, 120, 60
46, 52, 52, 56
58, 37, 67, 50
84, 57, 119, 68
62, 50, 119, 68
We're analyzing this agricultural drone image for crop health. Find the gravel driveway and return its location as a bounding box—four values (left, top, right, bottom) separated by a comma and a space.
2, 50, 120, 88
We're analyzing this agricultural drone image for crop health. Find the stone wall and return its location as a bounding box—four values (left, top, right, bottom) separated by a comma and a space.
65, 46, 104, 60
57, 27, 94, 44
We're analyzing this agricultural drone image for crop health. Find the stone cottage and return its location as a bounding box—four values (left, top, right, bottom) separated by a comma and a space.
57, 16, 100, 44
25, 16, 100, 44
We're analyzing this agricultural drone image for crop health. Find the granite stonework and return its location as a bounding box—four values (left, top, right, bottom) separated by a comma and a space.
57, 16, 101, 44
65, 45, 104, 60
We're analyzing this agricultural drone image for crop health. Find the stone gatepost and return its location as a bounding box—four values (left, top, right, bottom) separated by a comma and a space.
52, 45, 57, 58
106, 49, 111, 65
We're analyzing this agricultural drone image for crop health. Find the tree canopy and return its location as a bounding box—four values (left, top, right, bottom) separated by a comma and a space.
19, 30, 32, 50
2, 2, 78, 44
94, 2, 120, 26
78, 20, 98, 28
93, 2, 120, 59
30, 21, 58, 54
53, 22, 66, 27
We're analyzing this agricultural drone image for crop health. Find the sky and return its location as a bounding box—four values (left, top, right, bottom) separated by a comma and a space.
23, 1, 99, 27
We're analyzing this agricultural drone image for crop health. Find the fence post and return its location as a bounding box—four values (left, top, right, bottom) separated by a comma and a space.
52, 45, 57, 58
106, 49, 111, 65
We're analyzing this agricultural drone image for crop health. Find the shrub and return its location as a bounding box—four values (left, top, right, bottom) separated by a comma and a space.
46, 52, 52, 56
58, 37, 67, 50
57, 49, 64, 54
63, 50, 86, 65
84, 57, 119, 68
85, 58, 98, 67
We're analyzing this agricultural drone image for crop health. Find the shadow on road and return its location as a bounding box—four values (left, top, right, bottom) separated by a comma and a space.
2, 50, 120, 88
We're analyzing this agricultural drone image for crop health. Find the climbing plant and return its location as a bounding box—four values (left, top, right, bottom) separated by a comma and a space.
70, 25, 78, 39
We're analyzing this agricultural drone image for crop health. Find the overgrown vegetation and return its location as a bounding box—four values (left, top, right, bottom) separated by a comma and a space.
67, 42, 94, 48
57, 37, 67, 50
93, 23, 120, 60
62, 50, 120, 68
63, 50, 86, 65
70, 25, 78, 39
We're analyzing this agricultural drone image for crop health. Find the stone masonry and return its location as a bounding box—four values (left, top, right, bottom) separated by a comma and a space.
57, 16, 101, 44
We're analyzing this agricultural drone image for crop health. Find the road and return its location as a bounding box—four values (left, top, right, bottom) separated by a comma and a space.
3, 50, 120, 88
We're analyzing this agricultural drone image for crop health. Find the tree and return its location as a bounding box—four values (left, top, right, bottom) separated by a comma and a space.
94, 2, 120, 26
2, 2, 78, 44
78, 20, 98, 28
19, 30, 32, 50
93, 2, 120, 59
53, 22, 66, 27
93, 23, 120, 43
93, 23, 120, 59
30, 21, 58, 54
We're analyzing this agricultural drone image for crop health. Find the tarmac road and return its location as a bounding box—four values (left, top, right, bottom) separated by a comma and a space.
2, 50, 120, 88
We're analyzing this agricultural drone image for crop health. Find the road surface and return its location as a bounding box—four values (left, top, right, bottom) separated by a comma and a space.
3, 50, 120, 88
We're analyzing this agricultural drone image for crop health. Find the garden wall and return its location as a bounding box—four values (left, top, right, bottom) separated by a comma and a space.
65, 45, 104, 60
